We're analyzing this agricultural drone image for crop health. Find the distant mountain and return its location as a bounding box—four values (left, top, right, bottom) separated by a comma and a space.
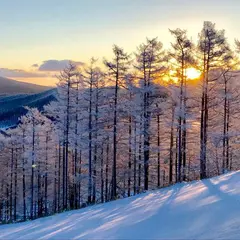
0, 89, 57, 128
0, 76, 51, 95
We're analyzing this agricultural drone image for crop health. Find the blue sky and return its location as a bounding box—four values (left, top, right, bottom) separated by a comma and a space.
0, 0, 240, 85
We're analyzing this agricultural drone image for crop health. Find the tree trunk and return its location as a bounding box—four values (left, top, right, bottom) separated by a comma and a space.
157, 114, 161, 187
169, 105, 175, 184
128, 116, 132, 197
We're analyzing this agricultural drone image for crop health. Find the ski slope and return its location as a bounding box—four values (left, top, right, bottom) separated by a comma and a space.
0, 171, 239, 240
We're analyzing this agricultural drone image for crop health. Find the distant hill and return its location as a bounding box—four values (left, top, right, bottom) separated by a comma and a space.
0, 89, 57, 128
0, 76, 51, 95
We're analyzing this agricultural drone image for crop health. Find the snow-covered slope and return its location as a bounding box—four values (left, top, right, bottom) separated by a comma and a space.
0, 171, 239, 240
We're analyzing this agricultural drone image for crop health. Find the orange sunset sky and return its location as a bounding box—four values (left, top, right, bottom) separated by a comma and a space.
0, 0, 240, 86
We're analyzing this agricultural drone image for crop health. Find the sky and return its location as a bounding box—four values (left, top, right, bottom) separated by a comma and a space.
0, 0, 240, 86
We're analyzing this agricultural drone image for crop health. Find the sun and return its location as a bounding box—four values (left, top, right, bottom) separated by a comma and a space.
186, 68, 201, 80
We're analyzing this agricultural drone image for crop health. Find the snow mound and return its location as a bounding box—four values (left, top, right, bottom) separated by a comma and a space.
0, 171, 240, 240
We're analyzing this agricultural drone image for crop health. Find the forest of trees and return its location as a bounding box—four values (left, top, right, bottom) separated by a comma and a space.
0, 21, 240, 223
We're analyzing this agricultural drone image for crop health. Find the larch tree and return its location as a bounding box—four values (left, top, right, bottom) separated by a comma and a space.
198, 21, 231, 179
104, 45, 130, 199
135, 38, 165, 190
169, 28, 193, 182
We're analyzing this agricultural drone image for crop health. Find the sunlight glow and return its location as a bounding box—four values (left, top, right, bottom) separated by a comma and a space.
186, 68, 201, 80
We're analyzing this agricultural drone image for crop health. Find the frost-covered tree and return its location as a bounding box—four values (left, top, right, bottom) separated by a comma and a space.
104, 45, 130, 199
169, 29, 194, 182
135, 38, 165, 190
198, 21, 232, 178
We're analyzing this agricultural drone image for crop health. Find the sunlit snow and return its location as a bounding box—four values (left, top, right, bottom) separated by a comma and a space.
0, 171, 239, 240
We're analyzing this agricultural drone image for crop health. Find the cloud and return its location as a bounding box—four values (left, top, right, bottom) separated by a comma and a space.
0, 68, 47, 78
0, 59, 85, 80
38, 60, 85, 72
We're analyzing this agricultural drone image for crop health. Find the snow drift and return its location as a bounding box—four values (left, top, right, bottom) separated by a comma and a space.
0, 171, 239, 240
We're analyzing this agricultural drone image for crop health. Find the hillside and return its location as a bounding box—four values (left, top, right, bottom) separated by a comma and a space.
0, 89, 57, 128
0, 76, 51, 95
0, 171, 239, 240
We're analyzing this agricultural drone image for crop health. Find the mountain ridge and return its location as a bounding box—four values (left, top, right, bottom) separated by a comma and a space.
0, 89, 57, 128
0, 76, 52, 95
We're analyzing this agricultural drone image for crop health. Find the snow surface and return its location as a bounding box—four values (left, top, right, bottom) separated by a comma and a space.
0, 171, 240, 240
